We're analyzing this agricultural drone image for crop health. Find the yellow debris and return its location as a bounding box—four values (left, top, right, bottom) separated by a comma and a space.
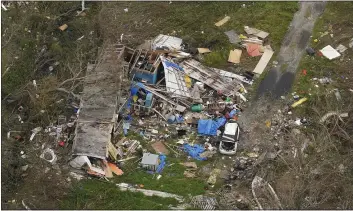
132, 95, 138, 102
184, 75, 192, 88
239, 34, 247, 39
291, 97, 308, 108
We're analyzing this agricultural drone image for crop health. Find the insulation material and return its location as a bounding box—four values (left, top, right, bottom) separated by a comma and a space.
228, 49, 242, 63
320, 45, 341, 60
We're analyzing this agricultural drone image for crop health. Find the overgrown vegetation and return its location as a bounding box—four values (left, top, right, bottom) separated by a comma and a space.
1, 2, 101, 209
273, 2, 353, 209
293, 2, 353, 117
8, 1, 343, 210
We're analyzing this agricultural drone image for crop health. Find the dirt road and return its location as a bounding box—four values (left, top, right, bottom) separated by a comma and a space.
257, 2, 326, 98
237, 2, 326, 149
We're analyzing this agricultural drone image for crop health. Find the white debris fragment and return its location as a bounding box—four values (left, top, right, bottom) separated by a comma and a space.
32, 80, 37, 89
336, 44, 348, 53
77, 35, 84, 41
116, 183, 184, 202
320, 45, 341, 60
295, 119, 302, 126
40, 148, 57, 164
1, 3, 8, 11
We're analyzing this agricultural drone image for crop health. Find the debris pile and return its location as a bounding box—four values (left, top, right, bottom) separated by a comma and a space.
191, 195, 218, 210
228, 156, 256, 181
60, 31, 280, 205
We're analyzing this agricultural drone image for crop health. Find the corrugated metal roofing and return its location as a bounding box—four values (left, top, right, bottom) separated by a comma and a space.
212, 68, 253, 85
180, 59, 240, 97
72, 49, 120, 159
161, 56, 191, 98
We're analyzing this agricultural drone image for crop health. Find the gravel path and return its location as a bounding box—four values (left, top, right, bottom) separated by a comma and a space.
256, 2, 326, 98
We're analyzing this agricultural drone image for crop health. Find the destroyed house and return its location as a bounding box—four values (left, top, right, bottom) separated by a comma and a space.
123, 47, 164, 84
72, 44, 123, 160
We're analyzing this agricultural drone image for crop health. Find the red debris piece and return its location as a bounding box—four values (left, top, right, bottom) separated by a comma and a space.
302, 69, 307, 75
58, 141, 65, 147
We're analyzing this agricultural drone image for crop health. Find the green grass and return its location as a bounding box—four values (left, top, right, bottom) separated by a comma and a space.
60, 179, 179, 210
61, 157, 207, 209
114, 157, 206, 197
102, 2, 298, 68
292, 2, 353, 116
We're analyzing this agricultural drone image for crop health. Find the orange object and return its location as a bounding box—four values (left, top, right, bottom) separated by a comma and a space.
302, 69, 307, 75
103, 160, 113, 178
233, 116, 238, 120
246, 43, 262, 57
108, 162, 124, 176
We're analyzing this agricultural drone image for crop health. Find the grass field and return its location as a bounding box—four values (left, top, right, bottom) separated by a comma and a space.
101, 2, 298, 68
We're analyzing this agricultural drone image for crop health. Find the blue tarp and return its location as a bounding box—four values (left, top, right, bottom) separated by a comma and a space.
198, 119, 214, 135
229, 109, 239, 118
183, 144, 206, 161
197, 117, 226, 136
156, 154, 166, 174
